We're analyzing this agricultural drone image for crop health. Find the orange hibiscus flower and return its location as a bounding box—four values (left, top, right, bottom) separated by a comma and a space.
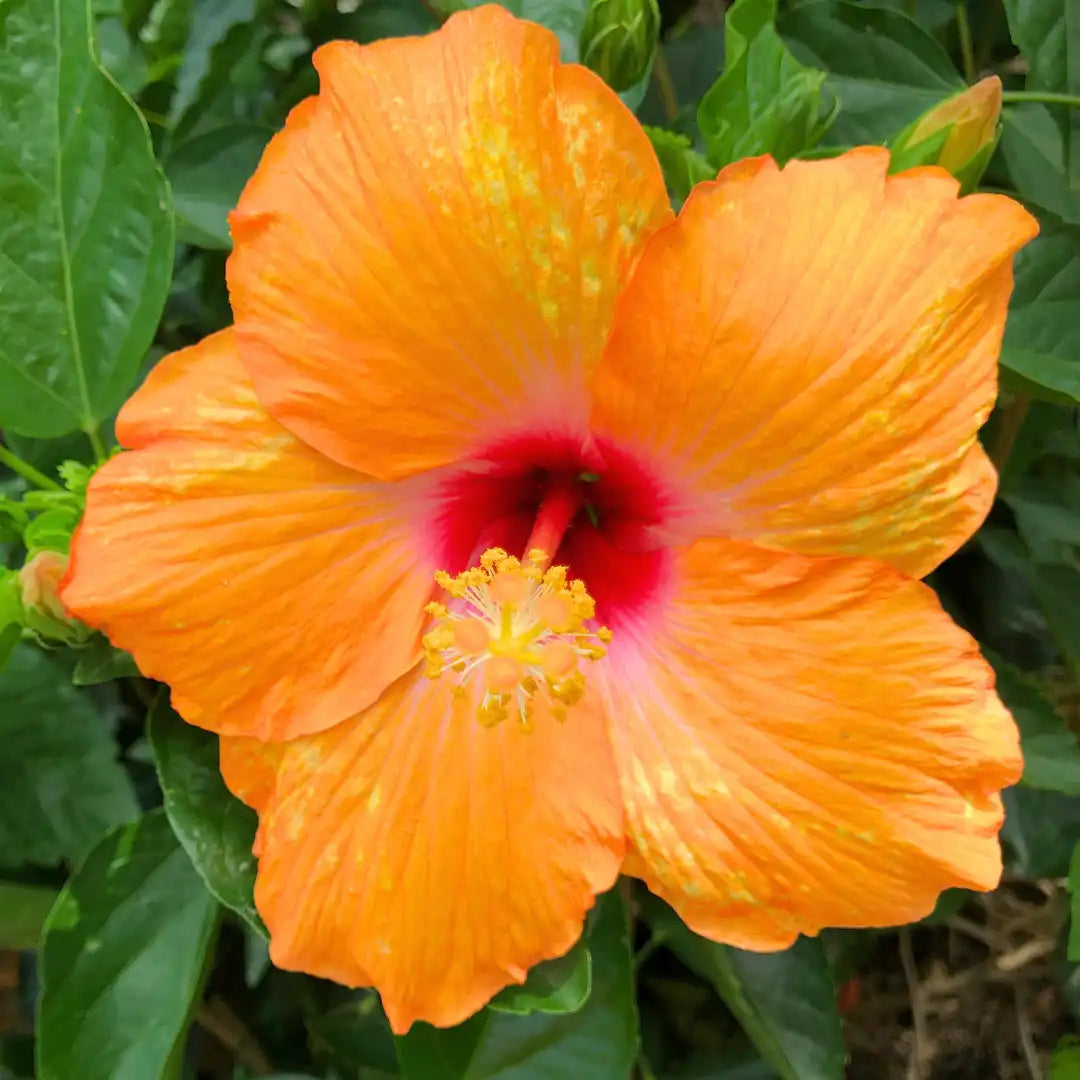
62, 5, 1038, 1033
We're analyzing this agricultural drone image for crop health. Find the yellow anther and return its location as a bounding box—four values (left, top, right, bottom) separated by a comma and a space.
544, 565, 568, 590
478, 694, 510, 728
421, 547, 611, 729
480, 548, 508, 570
550, 670, 586, 707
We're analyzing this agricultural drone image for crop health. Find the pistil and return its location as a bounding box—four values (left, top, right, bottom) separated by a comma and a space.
523, 475, 584, 568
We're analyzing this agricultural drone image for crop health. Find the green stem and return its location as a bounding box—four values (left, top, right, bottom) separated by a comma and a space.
956, 3, 976, 84
0, 445, 62, 491
85, 426, 107, 464
634, 929, 668, 969
1001, 90, 1080, 108
652, 46, 679, 124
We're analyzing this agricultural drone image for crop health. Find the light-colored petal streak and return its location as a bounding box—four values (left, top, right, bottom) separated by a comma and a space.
62, 330, 431, 741
592, 149, 1038, 577
600, 538, 1021, 946
253, 667, 624, 1032
227, 5, 672, 481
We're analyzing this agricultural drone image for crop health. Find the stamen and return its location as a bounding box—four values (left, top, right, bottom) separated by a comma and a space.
422, 547, 611, 730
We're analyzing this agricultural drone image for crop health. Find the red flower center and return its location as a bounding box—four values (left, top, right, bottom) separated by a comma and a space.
429, 432, 679, 627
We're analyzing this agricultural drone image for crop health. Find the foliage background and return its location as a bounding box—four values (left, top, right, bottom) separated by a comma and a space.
1, 0, 1080, 1077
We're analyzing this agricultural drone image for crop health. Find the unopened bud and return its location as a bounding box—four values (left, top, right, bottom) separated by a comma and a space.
20, 550, 68, 621
19, 550, 88, 645
890, 76, 1002, 193
580, 0, 660, 93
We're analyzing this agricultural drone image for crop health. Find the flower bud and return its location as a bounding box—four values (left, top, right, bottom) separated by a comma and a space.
19, 550, 88, 645
580, 0, 660, 93
889, 76, 1002, 193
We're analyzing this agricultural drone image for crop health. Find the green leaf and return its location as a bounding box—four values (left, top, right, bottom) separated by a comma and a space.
96, 15, 151, 96
998, 401, 1080, 489
1002, 0, 1080, 186
1068, 842, 1080, 962
1001, 214, 1080, 404
0, 644, 138, 868
166, 11, 270, 140
641, 896, 843, 1080
489, 938, 591, 1015
122, 0, 155, 35
673, 1052, 778, 1080
307, 992, 400, 1074
72, 634, 141, 685
1002, 786, 1080, 877
698, 0, 834, 169
0, 882, 59, 949
1003, 475, 1080, 562
465, 0, 586, 61
863, 0, 956, 31
1000, 105, 1080, 226
139, 0, 193, 62
166, 124, 271, 249
989, 654, 1080, 794
521, 0, 588, 62
1053, 1035, 1080, 1080
779, 0, 962, 146
395, 889, 637, 1079
0, 0, 174, 440
311, 0, 438, 49
638, 22, 725, 132
644, 126, 714, 204
36, 810, 219, 1080
0, 571, 22, 672
1031, 563, 1080, 681
168, 0, 258, 128
1003, 0, 1073, 93
149, 698, 264, 935
22, 501, 82, 557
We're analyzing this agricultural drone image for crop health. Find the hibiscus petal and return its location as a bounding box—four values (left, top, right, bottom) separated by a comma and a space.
220, 735, 286, 856
62, 330, 432, 741
253, 666, 624, 1032
227, 5, 672, 482
591, 148, 1038, 577
220, 736, 285, 815
598, 537, 1020, 946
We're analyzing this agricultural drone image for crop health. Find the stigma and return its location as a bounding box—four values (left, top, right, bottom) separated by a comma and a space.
422, 547, 612, 730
